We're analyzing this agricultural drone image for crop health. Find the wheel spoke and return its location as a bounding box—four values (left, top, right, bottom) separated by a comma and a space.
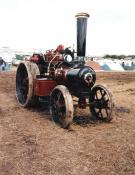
100, 90, 106, 99
57, 92, 61, 101
97, 109, 100, 115
105, 108, 109, 117
95, 92, 99, 100
99, 108, 103, 118
106, 106, 111, 109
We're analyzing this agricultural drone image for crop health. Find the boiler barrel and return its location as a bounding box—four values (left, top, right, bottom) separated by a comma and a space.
66, 66, 96, 89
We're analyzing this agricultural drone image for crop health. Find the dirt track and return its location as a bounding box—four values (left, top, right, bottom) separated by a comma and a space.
0, 71, 135, 175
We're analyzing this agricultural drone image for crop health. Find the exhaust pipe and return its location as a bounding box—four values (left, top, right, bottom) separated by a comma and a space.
75, 12, 89, 57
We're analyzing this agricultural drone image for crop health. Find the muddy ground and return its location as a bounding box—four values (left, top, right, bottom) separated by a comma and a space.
0, 70, 135, 175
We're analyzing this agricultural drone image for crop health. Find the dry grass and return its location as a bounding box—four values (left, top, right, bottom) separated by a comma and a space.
0, 71, 135, 175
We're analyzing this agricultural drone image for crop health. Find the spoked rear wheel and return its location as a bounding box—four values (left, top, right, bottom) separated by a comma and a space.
50, 85, 74, 128
16, 61, 40, 107
89, 85, 113, 122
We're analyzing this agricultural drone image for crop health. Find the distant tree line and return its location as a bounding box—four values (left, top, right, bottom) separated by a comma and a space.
103, 54, 135, 59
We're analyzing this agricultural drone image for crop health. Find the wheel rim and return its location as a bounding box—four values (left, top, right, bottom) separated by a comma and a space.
89, 85, 113, 121
50, 85, 74, 128
16, 63, 29, 105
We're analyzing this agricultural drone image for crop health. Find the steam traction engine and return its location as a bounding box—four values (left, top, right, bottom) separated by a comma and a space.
16, 13, 113, 128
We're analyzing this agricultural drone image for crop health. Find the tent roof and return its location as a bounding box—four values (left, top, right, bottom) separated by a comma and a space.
100, 62, 124, 71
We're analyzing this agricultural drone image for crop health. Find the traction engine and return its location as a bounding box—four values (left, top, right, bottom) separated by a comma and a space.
16, 13, 113, 128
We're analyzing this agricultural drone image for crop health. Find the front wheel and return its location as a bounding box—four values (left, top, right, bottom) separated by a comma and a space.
89, 85, 113, 122
50, 85, 74, 128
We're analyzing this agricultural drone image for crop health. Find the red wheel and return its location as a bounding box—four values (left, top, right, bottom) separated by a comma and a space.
50, 85, 74, 128
16, 61, 40, 107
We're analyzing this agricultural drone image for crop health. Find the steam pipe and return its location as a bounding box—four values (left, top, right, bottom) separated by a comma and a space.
75, 12, 89, 57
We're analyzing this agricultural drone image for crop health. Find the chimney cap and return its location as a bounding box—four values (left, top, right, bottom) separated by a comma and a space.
75, 12, 90, 18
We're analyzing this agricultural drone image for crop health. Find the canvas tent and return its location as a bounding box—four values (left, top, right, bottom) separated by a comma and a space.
120, 60, 135, 71
99, 60, 124, 71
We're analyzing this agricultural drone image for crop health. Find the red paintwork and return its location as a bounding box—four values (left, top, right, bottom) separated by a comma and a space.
34, 79, 57, 96
56, 44, 64, 52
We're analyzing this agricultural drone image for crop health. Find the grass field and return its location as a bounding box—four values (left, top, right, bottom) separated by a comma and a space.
0, 71, 135, 175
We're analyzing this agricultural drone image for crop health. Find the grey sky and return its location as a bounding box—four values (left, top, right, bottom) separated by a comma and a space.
0, 0, 135, 55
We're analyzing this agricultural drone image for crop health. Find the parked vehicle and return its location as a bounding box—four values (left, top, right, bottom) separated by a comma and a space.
16, 13, 113, 128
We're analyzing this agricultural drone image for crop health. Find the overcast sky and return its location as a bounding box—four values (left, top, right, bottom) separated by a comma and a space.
0, 0, 135, 56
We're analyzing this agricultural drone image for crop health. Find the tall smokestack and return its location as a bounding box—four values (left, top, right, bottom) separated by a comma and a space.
75, 12, 89, 57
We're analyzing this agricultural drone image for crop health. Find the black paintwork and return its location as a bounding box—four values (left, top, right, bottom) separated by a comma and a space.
76, 18, 88, 57
66, 66, 96, 97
